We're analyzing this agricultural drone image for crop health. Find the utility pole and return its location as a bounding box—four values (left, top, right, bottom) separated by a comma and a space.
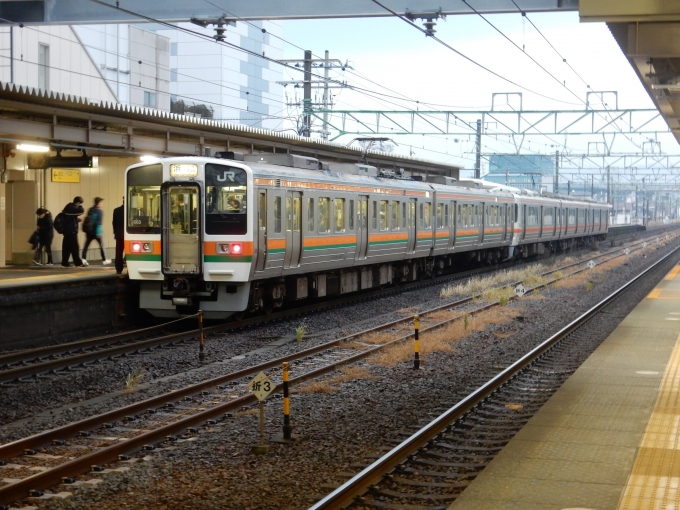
277, 51, 352, 139
303, 50, 312, 138
474, 119, 481, 179
554, 150, 559, 193
606, 166, 611, 206
322, 50, 330, 141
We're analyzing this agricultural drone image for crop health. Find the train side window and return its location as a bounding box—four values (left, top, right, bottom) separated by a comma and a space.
437, 203, 445, 229
423, 202, 431, 229
286, 196, 293, 232
372, 201, 378, 230
319, 197, 330, 233
445, 204, 450, 227
458, 205, 463, 227
391, 201, 399, 230
273, 196, 282, 233
335, 198, 346, 232
402, 202, 407, 228
307, 198, 314, 232
349, 200, 355, 230
419, 203, 424, 228
379, 200, 388, 231
258, 193, 266, 229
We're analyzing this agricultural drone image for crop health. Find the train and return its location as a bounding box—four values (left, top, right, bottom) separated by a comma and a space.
124, 153, 610, 318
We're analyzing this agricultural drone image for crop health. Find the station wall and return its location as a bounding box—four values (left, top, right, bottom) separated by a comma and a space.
3, 154, 137, 265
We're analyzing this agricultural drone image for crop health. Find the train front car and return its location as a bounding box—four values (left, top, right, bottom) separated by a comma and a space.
126, 157, 254, 318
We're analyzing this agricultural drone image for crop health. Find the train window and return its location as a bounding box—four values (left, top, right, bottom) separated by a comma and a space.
568, 208, 576, 225
402, 202, 407, 228
437, 203, 445, 229
391, 201, 399, 230
379, 200, 388, 231
335, 198, 346, 232
258, 193, 266, 230
514, 204, 518, 223
527, 207, 539, 227
423, 202, 431, 229
372, 201, 378, 230
349, 200, 355, 230
578, 209, 585, 228
127, 163, 162, 234
319, 198, 330, 233
204, 163, 248, 235
445, 204, 450, 227
307, 198, 314, 232
458, 205, 463, 227
286, 196, 293, 232
543, 207, 553, 226
468, 205, 474, 227
419, 203, 424, 228
273, 196, 282, 233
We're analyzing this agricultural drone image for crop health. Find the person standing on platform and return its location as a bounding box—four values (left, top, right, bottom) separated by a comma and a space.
82, 197, 111, 265
61, 196, 87, 268
33, 207, 54, 265
112, 196, 125, 275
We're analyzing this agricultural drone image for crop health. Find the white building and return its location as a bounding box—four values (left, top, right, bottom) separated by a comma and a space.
0, 20, 284, 127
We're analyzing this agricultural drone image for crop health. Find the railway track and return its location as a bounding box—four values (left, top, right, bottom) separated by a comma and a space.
307, 243, 680, 509
0, 233, 668, 386
0, 233, 675, 506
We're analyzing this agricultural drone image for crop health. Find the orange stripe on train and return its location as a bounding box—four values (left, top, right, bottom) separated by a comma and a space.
204, 242, 254, 256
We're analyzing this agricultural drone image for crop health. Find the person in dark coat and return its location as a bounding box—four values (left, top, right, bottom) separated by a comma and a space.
82, 197, 111, 265
33, 207, 54, 265
112, 197, 125, 274
61, 196, 87, 268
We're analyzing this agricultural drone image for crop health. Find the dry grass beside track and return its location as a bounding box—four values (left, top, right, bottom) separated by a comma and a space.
293, 366, 375, 394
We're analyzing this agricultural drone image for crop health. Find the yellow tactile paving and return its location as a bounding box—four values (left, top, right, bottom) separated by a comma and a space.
619, 332, 680, 510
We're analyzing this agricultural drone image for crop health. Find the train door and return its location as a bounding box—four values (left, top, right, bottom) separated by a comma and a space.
479, 203, 486, 244
501, 204, 507, 242
283, 191, 302, 268
448, 200, 456, 249
407, 199, 417, 254
521, 205, 527, 241
255, 191, 267, 272
162, 184, 201, 275
355, 195, 369, 260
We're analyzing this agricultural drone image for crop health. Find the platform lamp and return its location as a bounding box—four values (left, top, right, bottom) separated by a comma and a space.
16, 143, 50, 153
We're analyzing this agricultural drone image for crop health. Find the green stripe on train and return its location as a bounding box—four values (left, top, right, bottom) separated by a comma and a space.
126, 254, 161, 261
304, 243, 356, 251
204, 255, 253, 263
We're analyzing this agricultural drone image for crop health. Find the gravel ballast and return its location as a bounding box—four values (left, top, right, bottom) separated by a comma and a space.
4, 236, 680, 509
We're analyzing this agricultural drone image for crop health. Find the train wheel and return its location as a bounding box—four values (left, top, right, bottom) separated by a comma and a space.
232, 311, 246, 321
263, 303, 274, 315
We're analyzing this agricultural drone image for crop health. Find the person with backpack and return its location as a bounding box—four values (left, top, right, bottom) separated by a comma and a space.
82, 197, 111, 265
32, 207, 54, 265
60, 196, 87, 268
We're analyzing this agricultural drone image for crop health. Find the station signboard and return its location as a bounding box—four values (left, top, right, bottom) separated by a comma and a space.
51, 169, 81, 183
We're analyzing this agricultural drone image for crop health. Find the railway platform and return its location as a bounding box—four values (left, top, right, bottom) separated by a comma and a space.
449, 264, 680, 509
0, 265, 137, 351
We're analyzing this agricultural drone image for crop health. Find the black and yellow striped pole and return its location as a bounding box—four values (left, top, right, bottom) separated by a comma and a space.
414, 315, 420, 370
282, 362, 292, 440
198, 310, 205, 361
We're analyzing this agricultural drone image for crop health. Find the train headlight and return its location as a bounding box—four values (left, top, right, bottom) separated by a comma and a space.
130, 242, 153, 253
217, 242, 244, 255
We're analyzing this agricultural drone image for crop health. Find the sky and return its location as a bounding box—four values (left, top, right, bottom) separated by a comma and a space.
278, 12, 673, 176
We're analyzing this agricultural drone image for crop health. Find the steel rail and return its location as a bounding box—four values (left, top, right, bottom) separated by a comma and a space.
0, 239, 676, 505
0, 233, 665, 450
1, 229, 666, 383
308, 245, 680, 510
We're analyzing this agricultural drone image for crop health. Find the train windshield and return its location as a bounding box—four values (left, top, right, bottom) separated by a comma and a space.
205, 163, 248, 235
127, 164, 162, 234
